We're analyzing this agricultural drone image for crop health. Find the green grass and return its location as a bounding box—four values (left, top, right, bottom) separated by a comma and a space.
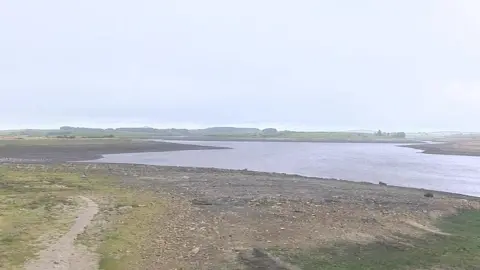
0, 127, 411, 141
271, 210, 480, 270
92, 191, 167, 270
0, 165, 167, 270
0, 169, 85, 269
204, 131, 411, 142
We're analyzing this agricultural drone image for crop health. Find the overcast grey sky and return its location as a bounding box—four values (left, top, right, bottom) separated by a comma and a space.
1, 1, 479, 131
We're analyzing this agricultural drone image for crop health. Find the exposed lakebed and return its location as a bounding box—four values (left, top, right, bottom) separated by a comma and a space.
96, 141, 480, 197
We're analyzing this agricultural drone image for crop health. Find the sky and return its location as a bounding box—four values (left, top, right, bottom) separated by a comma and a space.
1, 0, 480, 131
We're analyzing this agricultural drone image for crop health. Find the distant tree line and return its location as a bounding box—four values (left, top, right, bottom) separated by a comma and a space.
262, 128, 278, 135
56, 135, 76, 139
54, 134, 115, 139
374, 130, 406, 138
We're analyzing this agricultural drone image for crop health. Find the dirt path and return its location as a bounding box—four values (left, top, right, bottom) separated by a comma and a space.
24, 196, 99, 270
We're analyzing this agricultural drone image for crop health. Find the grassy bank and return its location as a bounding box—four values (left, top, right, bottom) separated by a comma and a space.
271, 210, 480, 269
0, 168, 80, 268
0, 165, 167, 270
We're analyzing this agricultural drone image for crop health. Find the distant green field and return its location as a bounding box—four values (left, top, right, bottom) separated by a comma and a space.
0, 127, 410, 142
194, 131, 411, 142
208, 131, 377, 139
0, 129, 156, 139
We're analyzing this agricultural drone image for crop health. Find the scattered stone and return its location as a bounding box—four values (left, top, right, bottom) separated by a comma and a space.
191, 198, 214, 206
324, 199, 340, 203
361, 217, 378, 223
117, 205, 133, 213
191, 247, 200, 255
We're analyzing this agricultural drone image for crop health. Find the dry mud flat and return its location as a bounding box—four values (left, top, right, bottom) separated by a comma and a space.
404, 140, 480, 156
60, 163, 480, 269
0, 139, 226, 163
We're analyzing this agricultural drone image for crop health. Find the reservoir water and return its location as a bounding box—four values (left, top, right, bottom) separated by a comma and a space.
96, 141, 480, 197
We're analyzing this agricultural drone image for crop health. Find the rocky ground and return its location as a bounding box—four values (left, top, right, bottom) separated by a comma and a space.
73, 164, 480, 269
2, 140, 480, 269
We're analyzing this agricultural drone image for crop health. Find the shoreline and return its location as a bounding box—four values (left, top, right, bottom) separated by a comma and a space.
402, 142, 480, 157
87, 163, 480, 199
2, 139, 479, 197
4, 161, 475, 200
154, 136, 419, 144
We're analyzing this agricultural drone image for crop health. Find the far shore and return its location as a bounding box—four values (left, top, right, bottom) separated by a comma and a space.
0, 139, 228, 163
403, 140, 480, 157
154, 136, 419, 144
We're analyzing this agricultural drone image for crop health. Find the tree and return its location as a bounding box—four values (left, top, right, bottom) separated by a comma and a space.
375, 130, 383, 136
262, 128, 278, 135
393, 132, 406, 138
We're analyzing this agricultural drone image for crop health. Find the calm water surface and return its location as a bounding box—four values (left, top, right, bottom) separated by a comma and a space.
97, 141, 480, 197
